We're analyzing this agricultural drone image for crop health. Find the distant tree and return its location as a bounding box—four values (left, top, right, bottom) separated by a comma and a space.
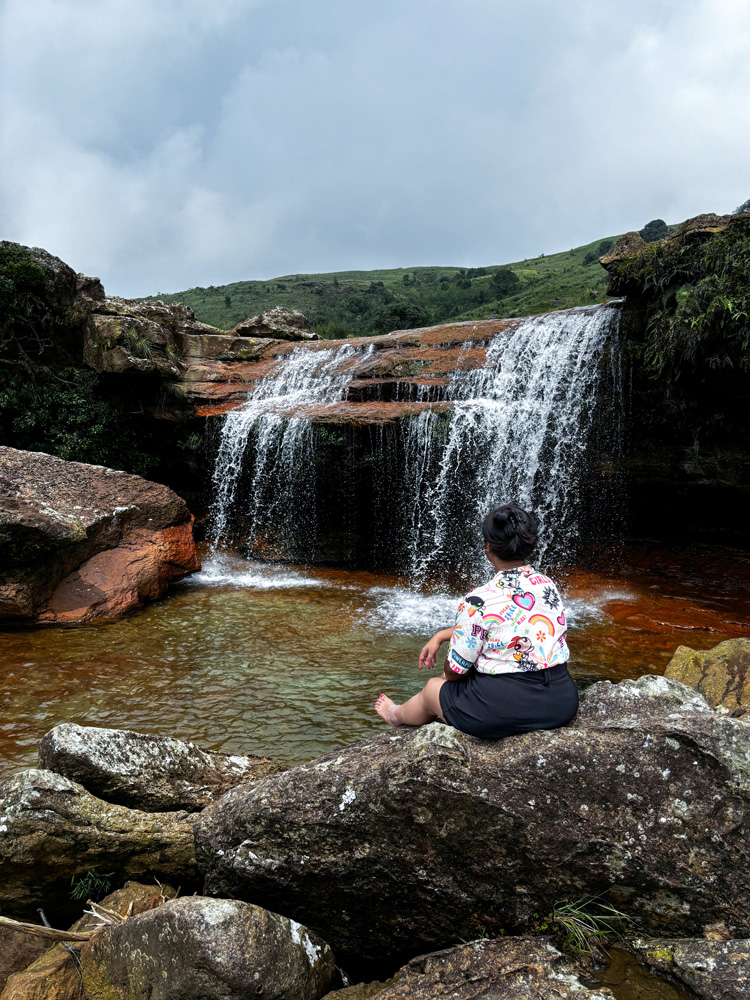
734, 198, 750, 215
402, 274, 411, 286
492, 268, 521, 297
597, 240, 614, 256
224, 294, 232, 308
639, 219, 668, 243
375, 302, 429, 332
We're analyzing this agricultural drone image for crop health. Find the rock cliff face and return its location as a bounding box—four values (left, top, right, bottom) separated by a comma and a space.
600, 212, 750, 547
0, 446, 199, 625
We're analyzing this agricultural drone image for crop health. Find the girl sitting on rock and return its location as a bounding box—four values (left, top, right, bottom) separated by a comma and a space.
374, 503, 579, 737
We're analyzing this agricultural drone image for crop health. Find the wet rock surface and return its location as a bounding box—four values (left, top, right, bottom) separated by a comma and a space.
0, 447, 199, 625
0, 769, 197, 918
632, 936, 750, 1000
327, 938, 612, 1000
665, 638, 750, 718
196, 675, 750, 966
79, 896, 335, 1000
39, 723, 284, 812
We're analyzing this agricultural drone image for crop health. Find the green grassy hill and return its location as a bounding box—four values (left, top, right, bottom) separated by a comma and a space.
144, 233, 623, 337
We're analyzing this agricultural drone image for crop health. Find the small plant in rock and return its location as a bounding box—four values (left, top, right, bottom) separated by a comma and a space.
123, 329, 153, 360
529, 896, 632, 960
70, 869, 114, 902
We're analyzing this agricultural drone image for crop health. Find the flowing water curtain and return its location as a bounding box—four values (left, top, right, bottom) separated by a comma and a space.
401, 304, 624, 585
210, 344, 371, 559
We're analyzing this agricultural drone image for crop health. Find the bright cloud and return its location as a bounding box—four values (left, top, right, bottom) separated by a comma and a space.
1, 0, 748, 295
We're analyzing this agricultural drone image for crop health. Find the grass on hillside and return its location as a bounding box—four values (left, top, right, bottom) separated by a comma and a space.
143, 233, 624, 337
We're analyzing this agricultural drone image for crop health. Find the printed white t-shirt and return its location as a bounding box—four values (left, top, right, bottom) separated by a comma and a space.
448, 564, 569, 675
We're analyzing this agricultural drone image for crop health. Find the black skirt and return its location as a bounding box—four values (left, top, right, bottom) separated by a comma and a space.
438, 662, 579, 739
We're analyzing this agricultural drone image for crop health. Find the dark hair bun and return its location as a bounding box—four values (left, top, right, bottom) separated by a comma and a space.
482, 504, 539, 562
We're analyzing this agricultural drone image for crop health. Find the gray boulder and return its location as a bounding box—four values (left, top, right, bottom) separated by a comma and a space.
632, 936, 750, 1000
231, 306, 319, 341
80, 897, 335, 1000
39, 723, 284, 812
195, 675, 750, 966
325, 938, 613, 1000
0, 769, 198, 917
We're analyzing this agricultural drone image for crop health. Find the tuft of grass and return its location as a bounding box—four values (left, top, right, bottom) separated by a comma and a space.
70, 869, 114, 902
548, 896, 632, 959
123, 329, 154, 360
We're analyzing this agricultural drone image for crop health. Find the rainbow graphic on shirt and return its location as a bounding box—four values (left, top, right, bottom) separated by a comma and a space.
528, 613, 555, 637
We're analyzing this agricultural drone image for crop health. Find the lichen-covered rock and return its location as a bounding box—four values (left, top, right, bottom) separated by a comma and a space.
665, 639, 750, 718
0, 447, 200, 625
323, 938, 612, 1000
631, 936, 750, 1000
0, 770, 197, 917
79, 897, 335, 1000
574, 673, 715, 727
231, 306, 319, 341
0, 882, 176, 1000
195, 675, 750, 966
39, 723, 284, 812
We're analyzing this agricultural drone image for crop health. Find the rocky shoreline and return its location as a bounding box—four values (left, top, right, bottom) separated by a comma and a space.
2, 646, 750, 998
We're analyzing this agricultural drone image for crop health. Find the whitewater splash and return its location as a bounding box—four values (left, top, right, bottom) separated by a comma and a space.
400, 303, 622, 583
209, 343, 371, 556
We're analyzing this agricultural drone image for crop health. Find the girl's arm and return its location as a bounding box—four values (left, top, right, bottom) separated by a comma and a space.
418, 628, 454, 670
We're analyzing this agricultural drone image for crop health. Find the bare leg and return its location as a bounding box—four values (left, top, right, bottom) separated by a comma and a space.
375, 677, 448, 729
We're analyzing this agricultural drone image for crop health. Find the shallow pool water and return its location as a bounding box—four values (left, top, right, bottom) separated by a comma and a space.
2, 551, 749, 778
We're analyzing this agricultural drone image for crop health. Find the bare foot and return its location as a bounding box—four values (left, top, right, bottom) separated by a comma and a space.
374, 694, 401, 728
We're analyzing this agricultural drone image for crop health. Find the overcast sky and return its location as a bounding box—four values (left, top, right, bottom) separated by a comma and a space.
1, 0, 748, 296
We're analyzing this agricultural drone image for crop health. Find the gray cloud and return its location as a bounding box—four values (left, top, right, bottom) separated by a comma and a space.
1, 0, 748, 295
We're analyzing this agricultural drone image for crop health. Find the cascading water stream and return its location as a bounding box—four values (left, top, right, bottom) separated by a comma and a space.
208, 303, 621, 582
209, 343, 372, 558
400, 303, 622, 584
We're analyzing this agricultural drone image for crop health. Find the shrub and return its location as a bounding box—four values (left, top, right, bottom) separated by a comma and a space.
491, 268, 521, 296
639, 219, 668, 243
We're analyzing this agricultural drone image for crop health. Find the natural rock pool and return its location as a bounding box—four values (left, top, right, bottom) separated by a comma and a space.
2, 548, 749, 779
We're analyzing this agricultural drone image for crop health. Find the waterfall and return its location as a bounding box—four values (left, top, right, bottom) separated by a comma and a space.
209, 343, 371, 559
208, 303, 622, 579
400, 303, 622, 584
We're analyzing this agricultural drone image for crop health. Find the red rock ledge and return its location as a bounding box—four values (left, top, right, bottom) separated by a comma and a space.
0, 447, 200, 626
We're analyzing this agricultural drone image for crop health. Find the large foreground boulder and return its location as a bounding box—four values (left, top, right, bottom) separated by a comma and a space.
632, 936, 750, 1000
324, 938, 612, 1000
39, 723, 284, 812
79, 897, 335, 1000
0, 770, 198, 917
195, 675, 750, 966
0, 447, 200, 625
665, 638, 750, 718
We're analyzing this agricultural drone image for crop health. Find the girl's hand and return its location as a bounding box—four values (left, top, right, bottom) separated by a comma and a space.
419, 629, 452, 670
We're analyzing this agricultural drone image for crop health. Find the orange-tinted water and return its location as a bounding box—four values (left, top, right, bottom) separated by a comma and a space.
1, 553, 749, 779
